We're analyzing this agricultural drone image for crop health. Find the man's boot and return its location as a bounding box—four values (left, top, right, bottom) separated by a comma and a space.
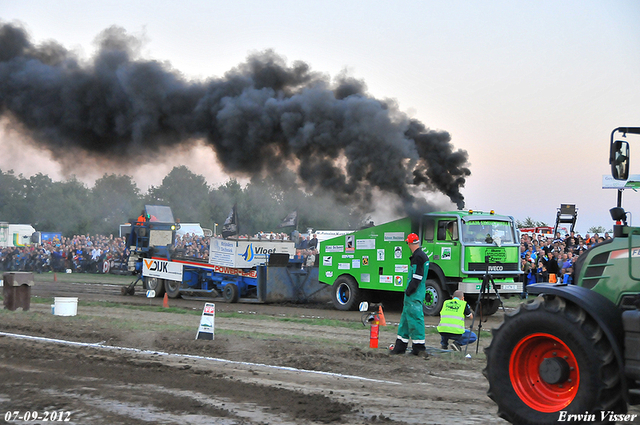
410, 343, 427, 357
389, 338, 408, 355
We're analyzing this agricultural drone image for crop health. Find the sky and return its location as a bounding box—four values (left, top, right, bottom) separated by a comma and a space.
1, 0, 639, 234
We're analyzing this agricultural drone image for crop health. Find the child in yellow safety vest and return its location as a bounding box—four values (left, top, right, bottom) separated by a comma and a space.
437, 290, 477, 351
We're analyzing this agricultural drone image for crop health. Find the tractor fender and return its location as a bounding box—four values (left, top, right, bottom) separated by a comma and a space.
527, 283, 627, 401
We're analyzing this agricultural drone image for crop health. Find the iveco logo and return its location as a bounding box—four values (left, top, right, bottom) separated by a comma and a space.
488, 266, 504, 271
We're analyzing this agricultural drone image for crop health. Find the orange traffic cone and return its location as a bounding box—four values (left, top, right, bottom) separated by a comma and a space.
53, 273, 57, 282
377, 305, 386, 327
163, 293, 169, 308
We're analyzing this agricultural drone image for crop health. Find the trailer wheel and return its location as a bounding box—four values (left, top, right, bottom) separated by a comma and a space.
165, 280, 181, 299
484, 295, 625, 424
223, 283, 239, 303
423, 279, 444, 316
332, 276, 362, 311
143, 277, 165, 297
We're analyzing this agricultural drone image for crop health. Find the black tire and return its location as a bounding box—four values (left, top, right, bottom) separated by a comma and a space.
484, 295, 625, 425
423, 279, 444, 316
467, 297, 501, 317
481, 298, 501, 316
165, 279, 182, 299
223, 283, 239, 303
332, 275, 362, 311
143, 276, 165, 297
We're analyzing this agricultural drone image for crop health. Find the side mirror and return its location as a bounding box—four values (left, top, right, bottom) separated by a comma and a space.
612, 140, 630, 180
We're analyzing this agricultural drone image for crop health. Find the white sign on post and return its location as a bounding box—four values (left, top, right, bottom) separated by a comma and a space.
196, 303, 215, 340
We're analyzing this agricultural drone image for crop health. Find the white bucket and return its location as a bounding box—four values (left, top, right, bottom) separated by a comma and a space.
53, 297, 78, 316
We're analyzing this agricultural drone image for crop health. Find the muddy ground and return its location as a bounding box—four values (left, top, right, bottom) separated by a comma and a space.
0, 278, 541, 424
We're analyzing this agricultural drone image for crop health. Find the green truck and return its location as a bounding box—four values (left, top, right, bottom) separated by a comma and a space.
318, 210, 523, 315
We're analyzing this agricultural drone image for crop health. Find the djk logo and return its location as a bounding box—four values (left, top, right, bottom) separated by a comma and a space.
144, 259, 168, 273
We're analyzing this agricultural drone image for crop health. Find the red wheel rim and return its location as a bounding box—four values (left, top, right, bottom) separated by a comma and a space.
509, 332, 580, 412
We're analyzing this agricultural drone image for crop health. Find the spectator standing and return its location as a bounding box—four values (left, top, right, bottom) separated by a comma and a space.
308, 234, 318, 251
545, 252, 560, 283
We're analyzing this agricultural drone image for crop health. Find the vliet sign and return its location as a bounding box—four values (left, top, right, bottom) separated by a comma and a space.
143, 258, 183, 281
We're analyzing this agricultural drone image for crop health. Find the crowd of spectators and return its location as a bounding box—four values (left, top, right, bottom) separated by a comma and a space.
520, 230, 610, 292
0, 234, 130, 273
0, 230, 320, 273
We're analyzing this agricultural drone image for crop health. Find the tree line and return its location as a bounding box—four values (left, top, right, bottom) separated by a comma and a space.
0, 166, 365, 237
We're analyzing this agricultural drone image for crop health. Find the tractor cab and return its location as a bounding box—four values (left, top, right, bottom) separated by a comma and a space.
127, 205, 178, 272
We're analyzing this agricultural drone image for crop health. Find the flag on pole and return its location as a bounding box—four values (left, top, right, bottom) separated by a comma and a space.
222, 204, 238, 239
278, 210, 298, 228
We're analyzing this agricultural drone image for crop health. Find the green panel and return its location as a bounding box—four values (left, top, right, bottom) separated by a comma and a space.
466, 246, 519, 263
318, 217, 412, 293
586, 231, 640, 305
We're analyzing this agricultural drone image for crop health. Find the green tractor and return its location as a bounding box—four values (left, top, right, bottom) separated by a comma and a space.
484, 127, 640, 424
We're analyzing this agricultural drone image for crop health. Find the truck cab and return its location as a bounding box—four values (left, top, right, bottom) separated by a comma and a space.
420, 210, 522, 314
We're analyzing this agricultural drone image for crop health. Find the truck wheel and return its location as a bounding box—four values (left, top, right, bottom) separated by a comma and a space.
165, 280, 181, 299
423, 279, 444, 316
223, 283, 239, 303
484, 295, 625, 424
332, 276, 362, 311
143, 277, 165, 297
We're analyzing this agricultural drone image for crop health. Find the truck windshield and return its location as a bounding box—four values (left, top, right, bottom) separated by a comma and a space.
461, 220, 515, 245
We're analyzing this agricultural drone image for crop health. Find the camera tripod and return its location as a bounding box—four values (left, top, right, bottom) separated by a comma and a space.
465, 257, 505, 355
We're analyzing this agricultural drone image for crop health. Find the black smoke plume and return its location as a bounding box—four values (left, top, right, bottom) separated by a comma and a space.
0, 23, 470, 215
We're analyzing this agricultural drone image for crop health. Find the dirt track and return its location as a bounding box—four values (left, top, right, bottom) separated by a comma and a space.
0, 278, 513, 424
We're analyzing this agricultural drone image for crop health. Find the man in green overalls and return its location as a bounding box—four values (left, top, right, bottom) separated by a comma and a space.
389, 233, 429, 356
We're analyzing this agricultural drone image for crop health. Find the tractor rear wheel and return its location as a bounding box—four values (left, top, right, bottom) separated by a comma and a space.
484, 295, 625, 424
332, 276, 362, 311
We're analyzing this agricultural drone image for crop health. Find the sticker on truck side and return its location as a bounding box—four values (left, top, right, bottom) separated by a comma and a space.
394, 264, 409, 273
143, 258, 183, 281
